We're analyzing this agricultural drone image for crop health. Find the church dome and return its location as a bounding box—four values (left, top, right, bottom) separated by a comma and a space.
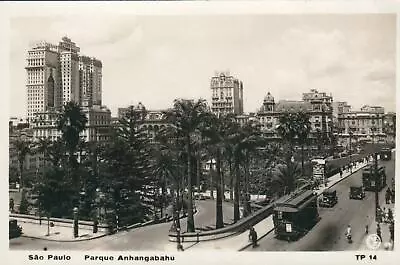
264, 92, 274, 103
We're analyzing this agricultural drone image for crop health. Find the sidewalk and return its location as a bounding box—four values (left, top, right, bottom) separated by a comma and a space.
172, 160, 369, 251
16, 219, 107, 242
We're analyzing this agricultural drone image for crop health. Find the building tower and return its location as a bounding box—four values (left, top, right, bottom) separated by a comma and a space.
302, 89, 333, 139
26, 37, 103, 122
25, 41, 60, 123
59, 37, 80, 106
210, 71, 244, 116
262, 92, 275, 112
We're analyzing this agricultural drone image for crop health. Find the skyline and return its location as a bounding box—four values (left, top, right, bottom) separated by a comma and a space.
10, 14, 396, 118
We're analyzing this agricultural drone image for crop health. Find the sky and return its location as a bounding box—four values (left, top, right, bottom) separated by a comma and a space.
9, 14, 396, 117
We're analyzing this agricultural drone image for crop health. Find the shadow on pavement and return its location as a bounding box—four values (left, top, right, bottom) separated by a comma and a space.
183, 242, 200, 250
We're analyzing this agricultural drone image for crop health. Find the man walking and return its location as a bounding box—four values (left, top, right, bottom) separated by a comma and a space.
249, 227, 258, 248
377, 223, 382, 242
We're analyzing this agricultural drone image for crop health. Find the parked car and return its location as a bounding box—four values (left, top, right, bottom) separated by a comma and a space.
349, 186, 365, 200
9, 219, 22, 239
319, 189, 338, 207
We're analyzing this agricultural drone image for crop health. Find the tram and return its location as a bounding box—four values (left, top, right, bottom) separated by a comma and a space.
272, 188, 319, 241
362, 165, 387, 192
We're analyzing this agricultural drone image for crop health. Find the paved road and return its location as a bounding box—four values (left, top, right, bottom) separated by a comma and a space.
248, 158, 395, 251
9, 200, 234, 251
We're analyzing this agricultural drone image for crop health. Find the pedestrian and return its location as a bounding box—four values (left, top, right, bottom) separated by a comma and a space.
388, 208, 393, 223
385, 188, 392, 204
9, 198, 14, 213
340, 169, 343, 178
249, 227, 258, 248
377, 223, 382, 242
384, 208, 389, 223
365, 224, 369, 234
389, 222, 394, 242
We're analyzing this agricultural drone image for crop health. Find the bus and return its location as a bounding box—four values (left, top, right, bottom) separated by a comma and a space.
272, 189, 319, 241
380, 148, 392, 161
362, 165, 386, 192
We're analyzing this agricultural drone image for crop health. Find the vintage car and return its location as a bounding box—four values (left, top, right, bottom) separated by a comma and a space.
9, 219, 22, 239
349, 186, 365, 200
319, 189, 338, 207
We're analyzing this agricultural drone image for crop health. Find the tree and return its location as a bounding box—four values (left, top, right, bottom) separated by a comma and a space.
35, 167, 74, 218
100, 106, 154, 227
227, 119, 264, 221
277, 112, 311, 177
57, 102, 88, 158
166, 99, 209, 232
295, 112, 311, 176
272, 160, 302, 195
14, 139, 33, 191
153, 127, 183, 220
57, 101, 88, 202
201, 113, 236, 228
18, 190, 29, 214
9, 165, 19, 185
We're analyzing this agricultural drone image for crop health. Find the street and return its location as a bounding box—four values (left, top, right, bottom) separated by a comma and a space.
248, 158, 395, 251
9, 200, 234, 251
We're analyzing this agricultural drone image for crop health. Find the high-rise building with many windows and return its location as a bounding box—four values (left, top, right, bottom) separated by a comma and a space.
25, 37, 102, 123
210, 71, 243, 116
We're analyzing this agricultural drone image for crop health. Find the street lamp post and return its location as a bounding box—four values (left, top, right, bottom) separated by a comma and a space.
73, 207, 79, 238
371, 127, 380, 223
176, 227, 183, 251
349, 130, 353, 155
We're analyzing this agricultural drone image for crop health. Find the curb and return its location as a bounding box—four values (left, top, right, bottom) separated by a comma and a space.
322, 162, 369, 193
238, 227, 275, 251
19, 208, 200, 243
21, 232, 108, 242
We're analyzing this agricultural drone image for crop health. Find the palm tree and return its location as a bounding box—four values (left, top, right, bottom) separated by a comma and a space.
201, 113, 234, 228
165, 99, 209, 232
295, 112, 311, 176
277, 112, 311, 177
153, 126, 184, 220
228, 119, 264, 221
14, 139, 32, 191
57, 101, 88, 201
57, 101, 88, 167
272, 160, 302, 195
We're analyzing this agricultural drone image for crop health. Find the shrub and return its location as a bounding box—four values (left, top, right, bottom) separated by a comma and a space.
18, 191, 29, 214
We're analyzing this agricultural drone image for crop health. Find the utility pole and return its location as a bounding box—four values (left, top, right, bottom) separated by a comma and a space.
374, 151, 379, 222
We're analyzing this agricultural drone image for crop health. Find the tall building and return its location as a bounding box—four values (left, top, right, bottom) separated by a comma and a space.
257, 89, 333, 140
210, 71, 243, 116
25, 41, 60, 122
26, 37, 102, 123
79, 56, 102, 107
302, 89, 333, 138
337, 105, 386, 148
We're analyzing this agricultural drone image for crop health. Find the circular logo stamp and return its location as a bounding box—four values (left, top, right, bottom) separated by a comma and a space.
365, 234, 382, 250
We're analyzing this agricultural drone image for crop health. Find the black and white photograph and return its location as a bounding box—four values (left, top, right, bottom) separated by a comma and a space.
5, 5, 396, 258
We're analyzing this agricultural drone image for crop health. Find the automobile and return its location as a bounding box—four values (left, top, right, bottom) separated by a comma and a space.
9, 219, 22, 239
319, 189, 338, 207
349, 186, 365, 200
199, 194, 206, 200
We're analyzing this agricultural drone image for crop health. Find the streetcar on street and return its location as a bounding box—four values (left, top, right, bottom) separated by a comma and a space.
272, 188, 319, 241
362, 165, 387, 192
